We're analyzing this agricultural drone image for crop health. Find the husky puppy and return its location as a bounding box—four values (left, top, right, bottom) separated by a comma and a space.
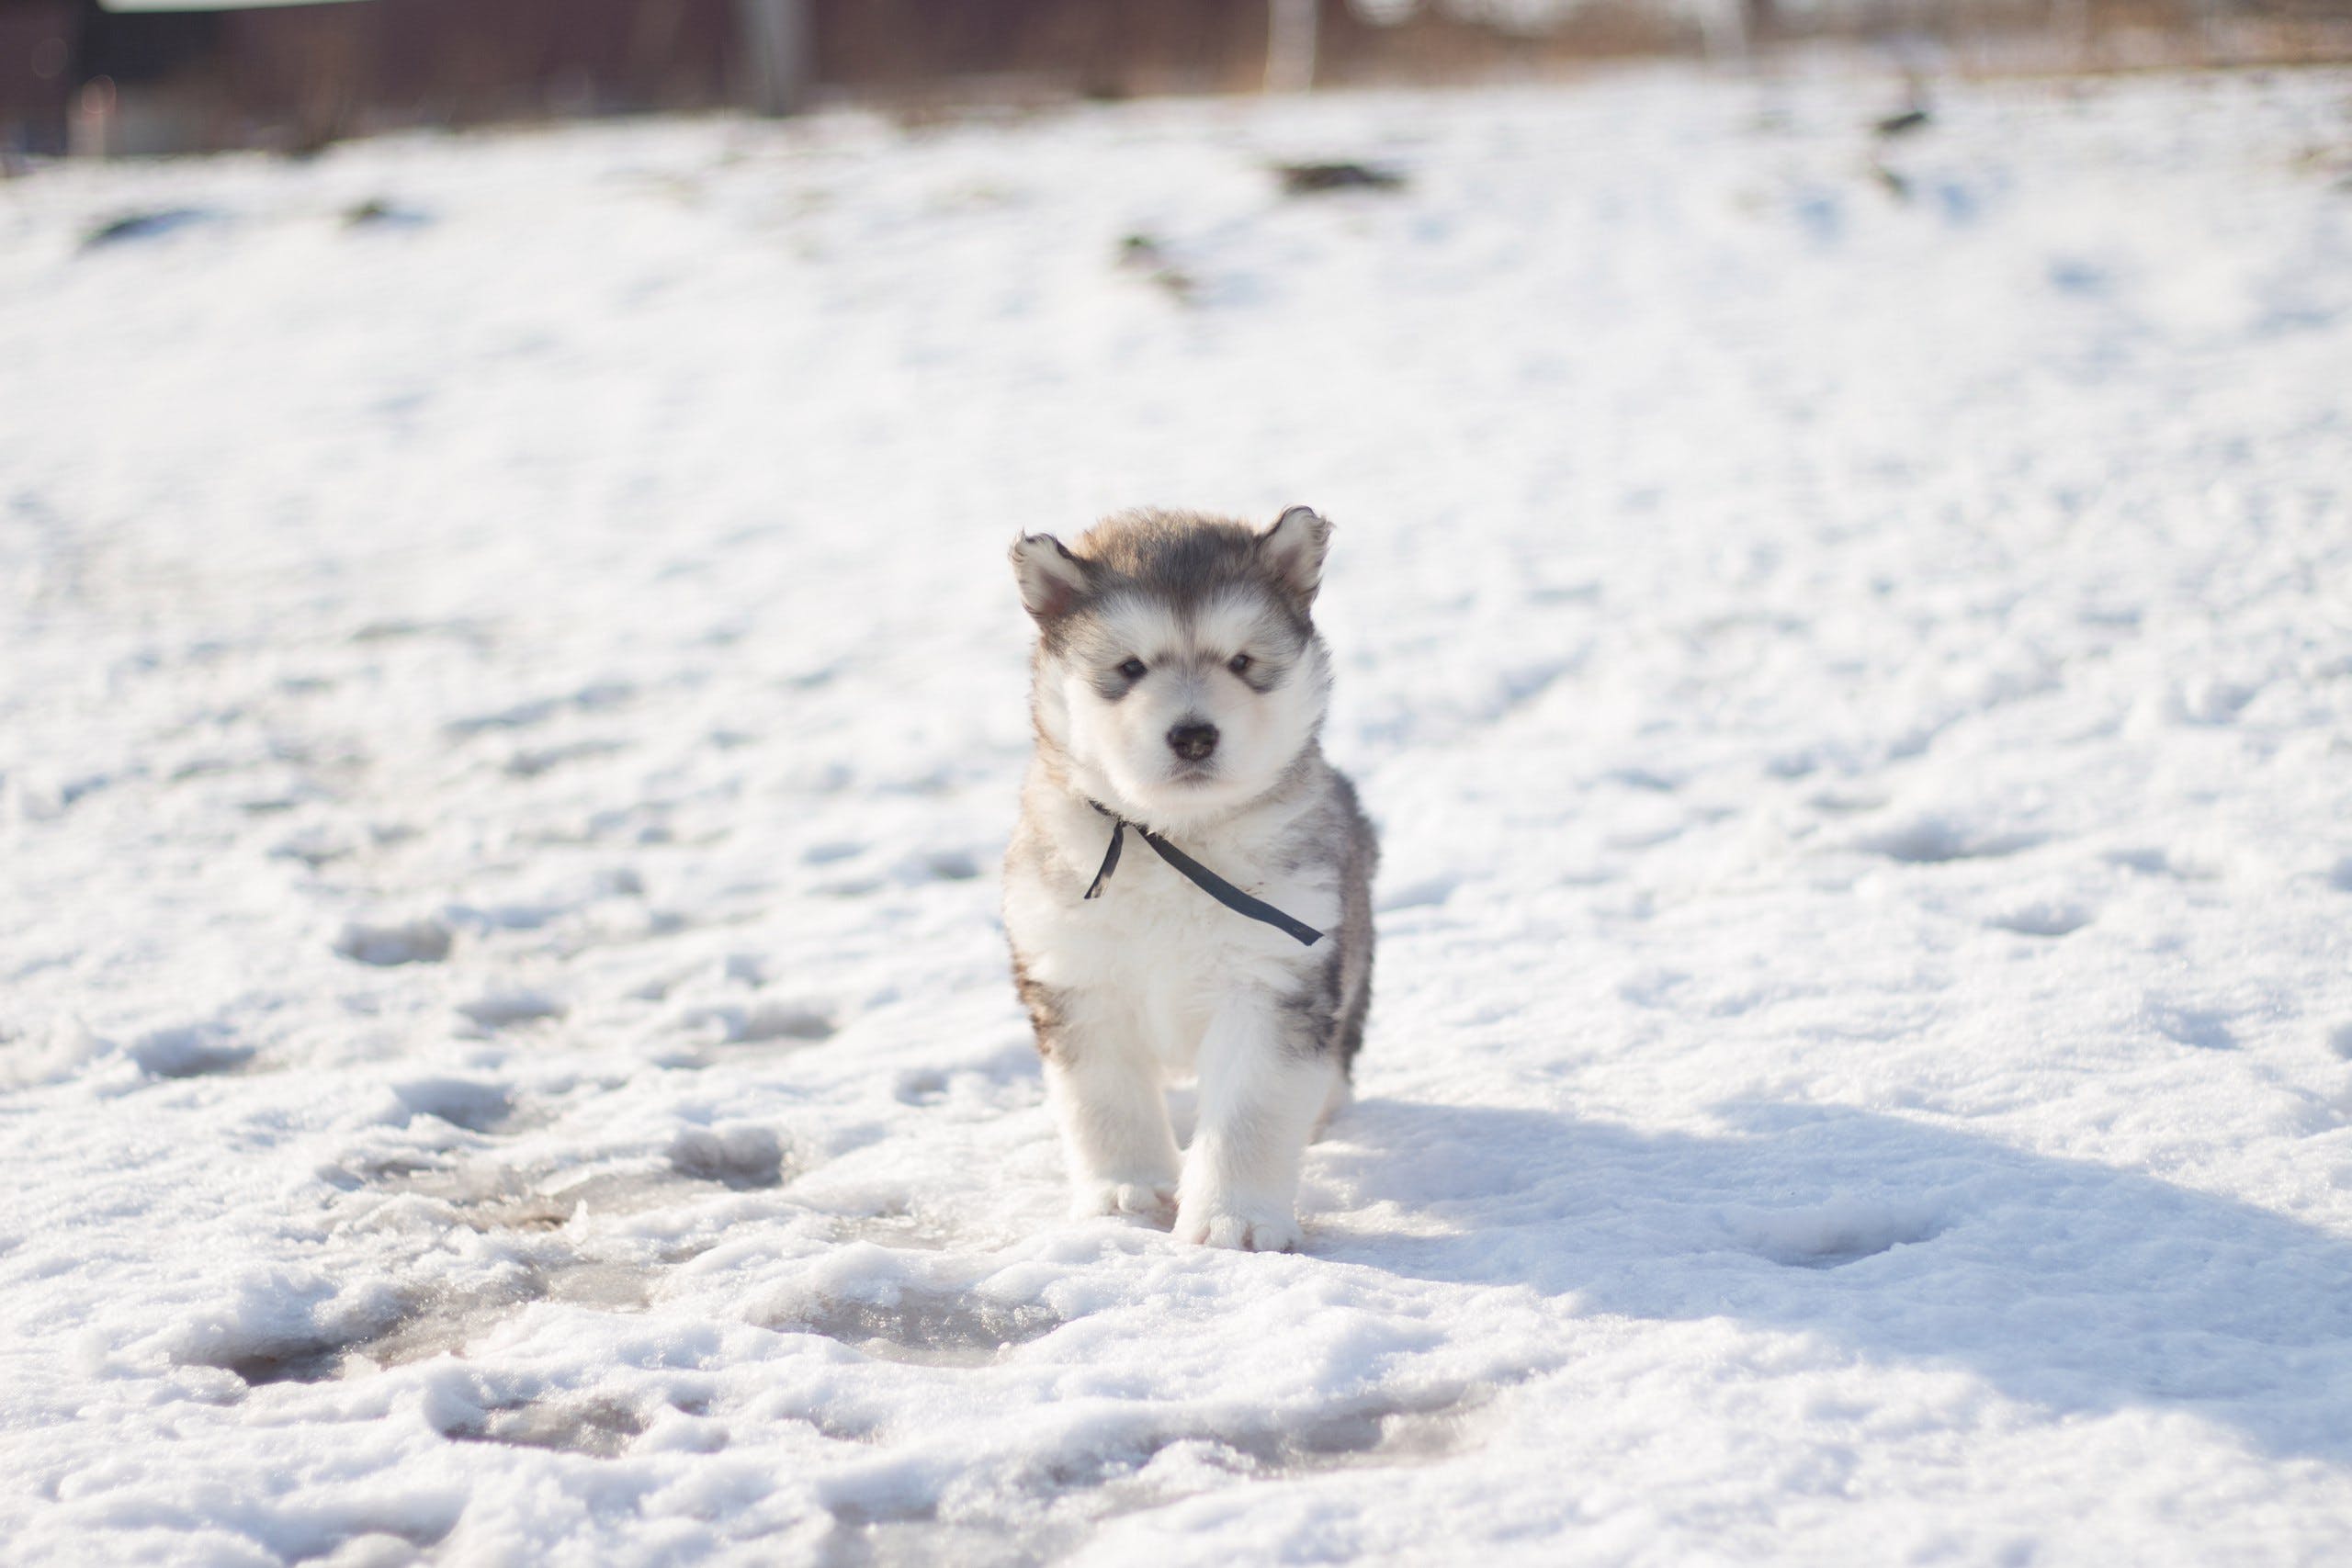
1002, 506, 1376, 1252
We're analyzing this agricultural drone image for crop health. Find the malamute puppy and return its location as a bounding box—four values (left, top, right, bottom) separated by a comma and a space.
1002, 506, 1376, 1252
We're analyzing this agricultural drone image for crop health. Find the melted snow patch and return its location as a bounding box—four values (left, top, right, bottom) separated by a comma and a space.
182, 1254, 656, 1387
772, 1287, 1063, 1367
820, 1385, 1487, 1565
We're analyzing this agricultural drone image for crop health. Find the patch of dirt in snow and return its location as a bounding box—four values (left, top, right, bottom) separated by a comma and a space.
445, 1396, 648, 1458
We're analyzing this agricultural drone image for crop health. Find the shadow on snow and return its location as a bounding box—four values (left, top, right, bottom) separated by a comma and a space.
1322, 1098, 2352, 1462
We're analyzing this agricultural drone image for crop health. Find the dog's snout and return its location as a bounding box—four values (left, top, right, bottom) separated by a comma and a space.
1166, 721, 1219, 761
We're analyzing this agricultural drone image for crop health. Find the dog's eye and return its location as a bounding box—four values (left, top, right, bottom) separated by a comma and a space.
1117, 658, 1148, 681
1227, 653, 1253, 676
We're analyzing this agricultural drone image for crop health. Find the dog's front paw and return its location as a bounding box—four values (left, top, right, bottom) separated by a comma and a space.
1072, 1178, 1177, 1225
1173, 1200, 1303, 1254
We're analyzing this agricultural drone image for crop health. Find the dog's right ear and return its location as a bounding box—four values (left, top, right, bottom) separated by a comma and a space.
1011, 534, 1093, 622
1258, 505, 1333, 605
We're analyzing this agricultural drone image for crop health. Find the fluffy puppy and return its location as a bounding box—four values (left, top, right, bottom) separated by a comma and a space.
1001, 506, 1376, 1252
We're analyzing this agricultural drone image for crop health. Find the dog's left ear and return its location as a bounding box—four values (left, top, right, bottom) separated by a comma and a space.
1257, 505, 1333, 604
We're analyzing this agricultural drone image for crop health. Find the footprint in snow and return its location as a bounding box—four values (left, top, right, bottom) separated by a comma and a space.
594, 866, 645, 897
271, 828, 355, 870
1603, 767, 1679, 793
1807, 788, 1886, 815
390, 1077, 515, 1134
1985, 899, 2094, 938
444, 682, 635, 738
130, 1024, 256, 1079
350, 616, 493, 647
915, 849, 980, 882
1859, 818, 2042, 864
1732, 1199, 1944, 1269
692, 1000, 835, 1045
668, 1125, 787, 1190
334, 917, 452, 965
2108, 845, 2224, 882
503, 739, 628, 779
455, 991, 566, 1032
895, 1069, 950, 1107
2147, 1001, 2237, 1052
442, 900, 560, 934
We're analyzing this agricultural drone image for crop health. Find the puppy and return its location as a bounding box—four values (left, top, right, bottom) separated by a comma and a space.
1001, 506, 1376, 1252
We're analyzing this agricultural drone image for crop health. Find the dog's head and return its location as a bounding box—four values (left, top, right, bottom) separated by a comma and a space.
1012, 506, 1336, 825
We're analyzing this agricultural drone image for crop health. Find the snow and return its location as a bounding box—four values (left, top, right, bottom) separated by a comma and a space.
5, 61, 2352, 1564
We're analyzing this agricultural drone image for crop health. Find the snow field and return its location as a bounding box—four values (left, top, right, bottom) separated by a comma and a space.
3, 62, 2352, 1564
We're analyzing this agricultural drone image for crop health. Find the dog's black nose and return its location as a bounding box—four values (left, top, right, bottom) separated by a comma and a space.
1167, 721, 1219, 761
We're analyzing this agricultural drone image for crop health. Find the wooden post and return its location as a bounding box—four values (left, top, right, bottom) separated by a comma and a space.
1265, 0, 1317, 92
736, 0, 812, 116
68, 73, 117, 159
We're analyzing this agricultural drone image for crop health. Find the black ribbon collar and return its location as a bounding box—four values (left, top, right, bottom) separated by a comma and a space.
1080, 800, 1322, 948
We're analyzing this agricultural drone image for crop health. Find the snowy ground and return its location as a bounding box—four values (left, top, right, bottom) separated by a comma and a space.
5, 62, 2352, 1566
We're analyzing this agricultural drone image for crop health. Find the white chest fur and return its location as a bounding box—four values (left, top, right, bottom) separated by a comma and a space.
1003, 788, 1339, 1075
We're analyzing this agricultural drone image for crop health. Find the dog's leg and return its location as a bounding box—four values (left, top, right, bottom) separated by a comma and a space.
1042, 994, 1181, 1224
1175, 992, 1336, 1252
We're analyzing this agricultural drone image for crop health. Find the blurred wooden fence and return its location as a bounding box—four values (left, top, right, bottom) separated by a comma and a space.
3, 0, 2346, 158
